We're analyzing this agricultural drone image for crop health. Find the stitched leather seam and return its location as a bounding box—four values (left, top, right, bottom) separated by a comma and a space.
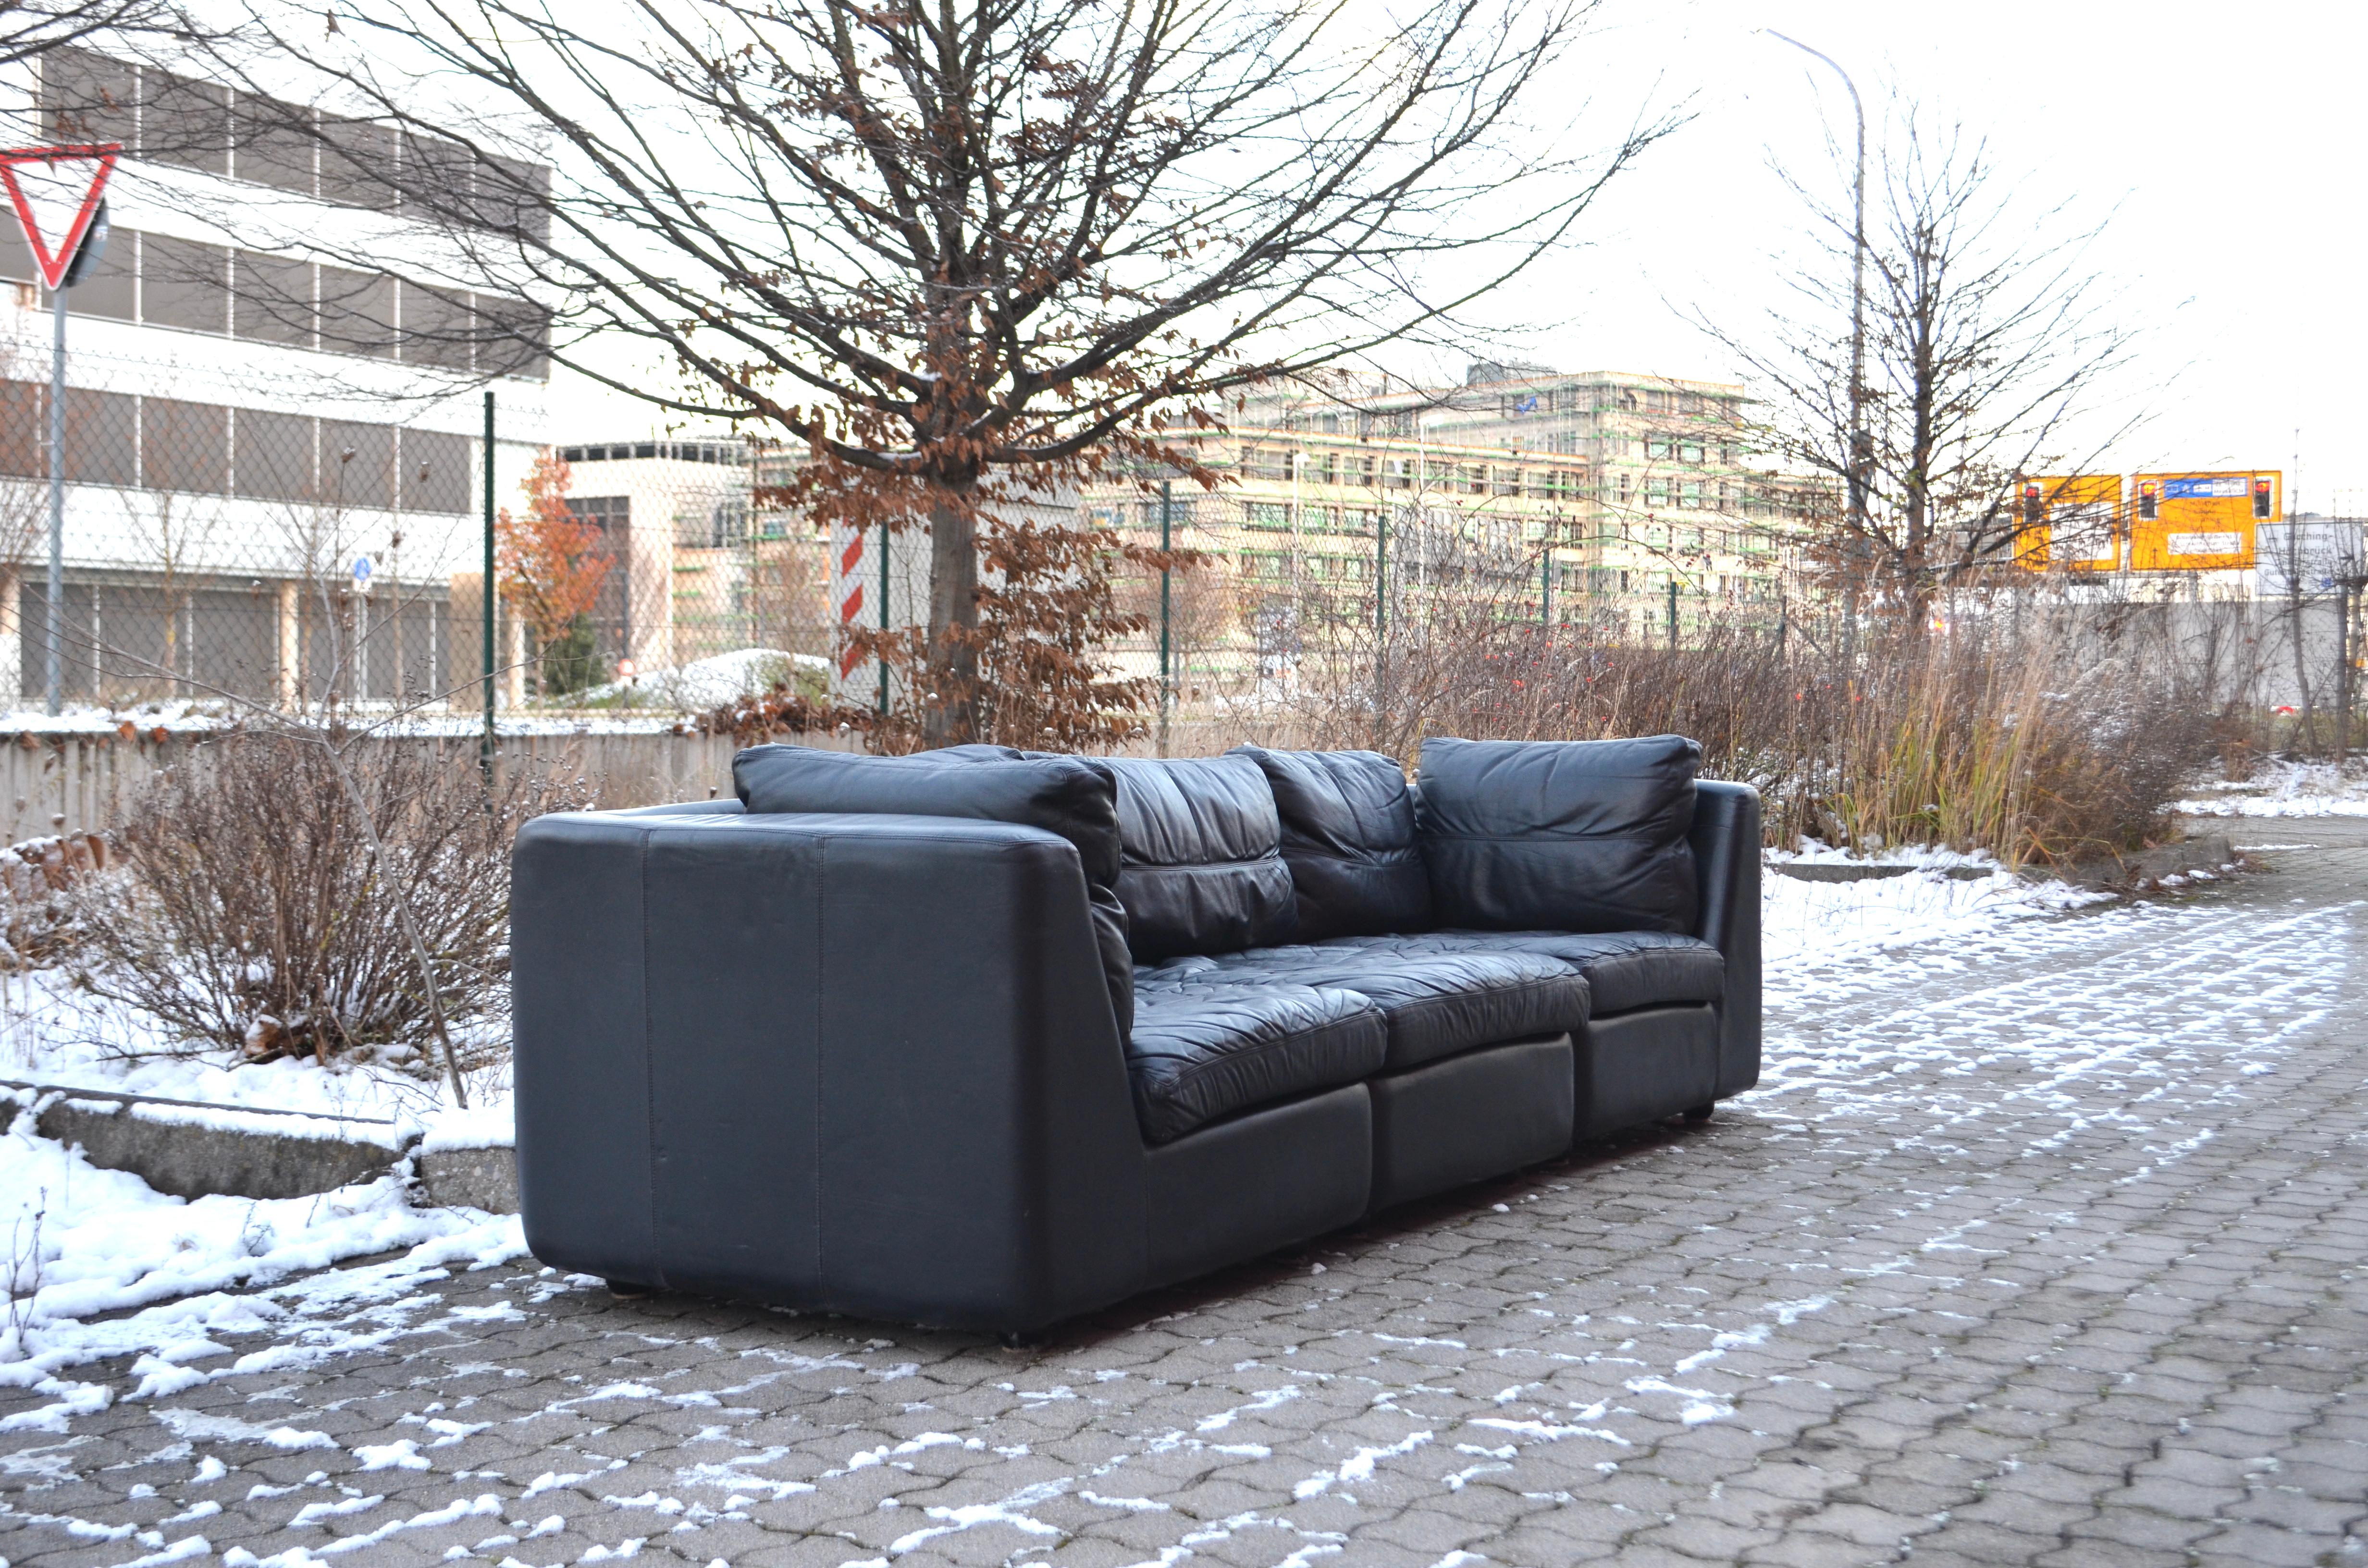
813, 834, 827, 1290
638, 827, 663, 1291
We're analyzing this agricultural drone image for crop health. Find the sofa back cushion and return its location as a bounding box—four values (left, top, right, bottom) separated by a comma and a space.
1231, 746, 1433, 941
732, 744, 1135, 1036
1416, 735, 1702, 935
1104, 755, 1297, 961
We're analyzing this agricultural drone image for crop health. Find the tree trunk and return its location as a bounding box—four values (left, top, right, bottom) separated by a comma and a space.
923, 494, 980, 747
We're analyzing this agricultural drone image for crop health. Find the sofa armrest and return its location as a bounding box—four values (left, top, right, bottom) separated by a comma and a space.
1688, 781, 1762, 1098
511, 808, 1146, 1332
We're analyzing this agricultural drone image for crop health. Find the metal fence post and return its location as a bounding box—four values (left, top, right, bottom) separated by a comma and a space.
1159, 479, 1172, 756
877, 519, 890, 717
1667, 577, 1679, 650
1373, 507, 1390, 726
481, 392, 495, 779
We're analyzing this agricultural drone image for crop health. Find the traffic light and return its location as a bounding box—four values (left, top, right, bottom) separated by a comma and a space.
2253, 478, 2272, 519
2137, 480, 2158, 520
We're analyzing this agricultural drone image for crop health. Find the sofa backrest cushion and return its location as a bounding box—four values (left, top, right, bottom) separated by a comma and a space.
732, 744, 1135, 1037
1104, 755, 1297, 961
1230, 746, 1433, 941
1416, 735, 1702, 935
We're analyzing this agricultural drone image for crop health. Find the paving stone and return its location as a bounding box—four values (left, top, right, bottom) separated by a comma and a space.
6, 825, 2367, 1566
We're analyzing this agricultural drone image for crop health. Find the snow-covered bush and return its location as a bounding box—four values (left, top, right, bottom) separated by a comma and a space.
72, 730, 581, 1069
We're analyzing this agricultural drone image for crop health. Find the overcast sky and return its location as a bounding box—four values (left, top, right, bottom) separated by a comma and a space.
551, 0, 2365, 509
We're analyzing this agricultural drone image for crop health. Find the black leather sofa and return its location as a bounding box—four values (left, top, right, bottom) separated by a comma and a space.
511, 736, 1760, 1334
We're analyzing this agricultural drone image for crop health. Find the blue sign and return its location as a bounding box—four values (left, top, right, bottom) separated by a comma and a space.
2163, 477, 2246, 500
351, 556, 373, 586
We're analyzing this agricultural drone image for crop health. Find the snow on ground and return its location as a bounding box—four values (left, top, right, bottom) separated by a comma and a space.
566, 648, 828, 710
0, 702, 748, 739
0, 1151, 525, 1440
0, 978, 517, 1413
2174, 758, 2368, 818
1761, 850, 2113, 971
0, 1104, 522, 1374
0, 968, 505, 1131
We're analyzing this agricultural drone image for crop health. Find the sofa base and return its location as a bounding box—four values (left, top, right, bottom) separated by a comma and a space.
1368, 1034, 1575, 1211
1578, 1004, 1720, 1141
1143, 1084, 1372, 1289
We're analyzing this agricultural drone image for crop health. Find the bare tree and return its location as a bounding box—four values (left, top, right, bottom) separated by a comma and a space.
1, 0, 191, 71
1709, 99, 2139, 625
218, 0, 1667, 742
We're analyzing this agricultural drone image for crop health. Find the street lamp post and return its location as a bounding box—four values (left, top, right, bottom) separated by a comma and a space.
1764, 29, 1869, 669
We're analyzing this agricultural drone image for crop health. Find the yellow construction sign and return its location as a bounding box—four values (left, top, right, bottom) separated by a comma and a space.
2130, 471, 2279, 571
2013, 475, 2123, 571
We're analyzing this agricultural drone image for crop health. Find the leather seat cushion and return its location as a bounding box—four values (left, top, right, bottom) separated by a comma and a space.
1128, 966, 1385, 1144
1106, 756, 1297, 961
1318, 930, 1724, 1017
1416, 735, 1702, 935
1229, 746, 1433, 940
1200, 944, 1589, 1070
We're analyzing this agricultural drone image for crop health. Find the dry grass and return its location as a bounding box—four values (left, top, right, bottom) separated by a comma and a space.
1255, 562, 2231, 868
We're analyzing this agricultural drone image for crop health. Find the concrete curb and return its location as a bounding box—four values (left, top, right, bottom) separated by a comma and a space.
1773, 835, 2242, 894
1773, 863, 1993, 883
2064, 833, 2239, 893
417, 1146, 521, 1213
1, 1080, 520, 1213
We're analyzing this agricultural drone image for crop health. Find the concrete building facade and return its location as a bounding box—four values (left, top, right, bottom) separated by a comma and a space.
1234, 364, 1817, 644
0, 45, 549, 710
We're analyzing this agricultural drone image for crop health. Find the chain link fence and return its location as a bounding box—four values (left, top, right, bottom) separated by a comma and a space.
0, 366, 487, 712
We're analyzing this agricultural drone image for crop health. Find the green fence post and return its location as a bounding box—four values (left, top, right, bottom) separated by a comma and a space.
877, 520, 890, 717
481, 392, 495, 781
1159, 480, 1173, 756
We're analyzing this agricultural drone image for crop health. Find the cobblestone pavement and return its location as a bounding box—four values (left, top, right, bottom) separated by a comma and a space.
5, 824, 2365, 1568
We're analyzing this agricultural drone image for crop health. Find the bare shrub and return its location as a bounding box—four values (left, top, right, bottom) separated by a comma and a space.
74, 731, 582, 1070
0, 833, 121, 969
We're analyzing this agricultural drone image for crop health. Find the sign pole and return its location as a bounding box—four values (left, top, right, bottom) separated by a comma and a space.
44, 279, 64, 716
0, 145, 120, 715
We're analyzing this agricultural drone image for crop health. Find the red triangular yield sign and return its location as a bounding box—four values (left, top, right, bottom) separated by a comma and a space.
0, 145, 121, 291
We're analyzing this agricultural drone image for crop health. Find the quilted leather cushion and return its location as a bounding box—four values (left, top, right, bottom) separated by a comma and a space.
732, 744, 1134, 1038
1231, 746, 1433, 940
1208, 944, 1589, 1070
1128, 965, 1386, 1144
1320, 930, 1722, 1016
1106, 756, 1297, 961
1417, 735, 1702, 935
